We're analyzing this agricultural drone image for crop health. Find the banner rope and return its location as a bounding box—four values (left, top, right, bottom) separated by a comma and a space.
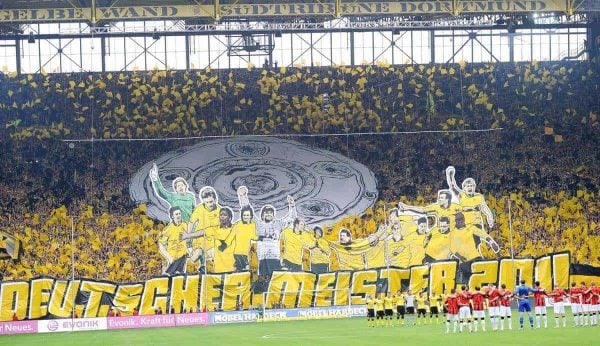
62, 127, 504, 143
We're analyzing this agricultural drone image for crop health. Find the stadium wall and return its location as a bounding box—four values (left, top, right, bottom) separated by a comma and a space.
0, 306, 366, 335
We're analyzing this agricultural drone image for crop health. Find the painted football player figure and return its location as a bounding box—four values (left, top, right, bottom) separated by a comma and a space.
446, 166, 499, 258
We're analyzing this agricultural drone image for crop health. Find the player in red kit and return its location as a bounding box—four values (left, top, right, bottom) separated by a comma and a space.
569, 282, 582, 326
499, 284, 513, 330
487, 284, 501, 331
549, 285, 567, 327
533, 281, 548, 328
590, 282, 600, 326
580, 282, 592, 326
471, 287, 486, 332
444, 289, 459, 334
457, 285, 472, 333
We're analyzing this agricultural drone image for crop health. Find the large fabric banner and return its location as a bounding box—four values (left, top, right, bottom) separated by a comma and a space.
2, 251, 597, 321
129, 138, 500, 286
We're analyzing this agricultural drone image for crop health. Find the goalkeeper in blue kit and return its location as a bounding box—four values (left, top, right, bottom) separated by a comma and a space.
514, 279, 536, 329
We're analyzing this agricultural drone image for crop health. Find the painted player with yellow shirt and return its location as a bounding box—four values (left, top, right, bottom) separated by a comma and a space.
449, 213, 480, 261
229, 205, 258, 271
368, 208, 402, 244
211, 207, 236, 273
402, 217, 428, 265
188, 186, 222, 272
424, 217, 453, 261
280, 218, 314, 271
308, 226, 330, 273
183, 207, 236, 273
446, 166, 499, 258
398, 190, 462, 232
332, 229, 366, 270
385, 225, 407, 267
363, 233, 387, 269
158, 207, 189, 275
364, 209, 401, 268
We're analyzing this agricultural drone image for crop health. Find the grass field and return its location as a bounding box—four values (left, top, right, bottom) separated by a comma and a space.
5, 312, 599, 346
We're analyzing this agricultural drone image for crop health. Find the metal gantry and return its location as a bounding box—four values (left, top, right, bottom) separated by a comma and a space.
0, 1, 596, 73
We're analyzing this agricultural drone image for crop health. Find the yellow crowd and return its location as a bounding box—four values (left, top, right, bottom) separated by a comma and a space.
1, 61, 597, 141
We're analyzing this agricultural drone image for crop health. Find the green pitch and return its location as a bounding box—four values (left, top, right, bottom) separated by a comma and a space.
5, 313, 599, 346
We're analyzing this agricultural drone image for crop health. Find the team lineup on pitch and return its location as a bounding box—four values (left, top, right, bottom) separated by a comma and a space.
364, 281, 600, 332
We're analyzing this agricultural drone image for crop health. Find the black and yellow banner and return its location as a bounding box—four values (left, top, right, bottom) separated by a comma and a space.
2, 251, 598, 321
0, 1, 589, 23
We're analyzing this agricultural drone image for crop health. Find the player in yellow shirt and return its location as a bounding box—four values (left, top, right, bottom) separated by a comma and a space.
398, 190, 462, 231
385, 226, 407, 268
308, 226, 330, 273
367, 208, 403, 245
364, 239, 386, 269
403, 217, 428, 265
188, 187, 221, 272
332, 229, 366, 270
375, 295, 385, 326
415, 291, 429, 325
229, 205, 258, 271
424, 217, 453, 261
446, 167, 499, 259
211, 208, 236, 273
365, 294, 376, 327
183, 207, 236, 273
158, 207, 189, 275
446, 167, 494, 230
384, 294, 395, 326
364, 210, 406, 268
280, 218, 313, 271
395, 290, 407, 325
429, 293, 443, 324
449, 213, 479, 261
